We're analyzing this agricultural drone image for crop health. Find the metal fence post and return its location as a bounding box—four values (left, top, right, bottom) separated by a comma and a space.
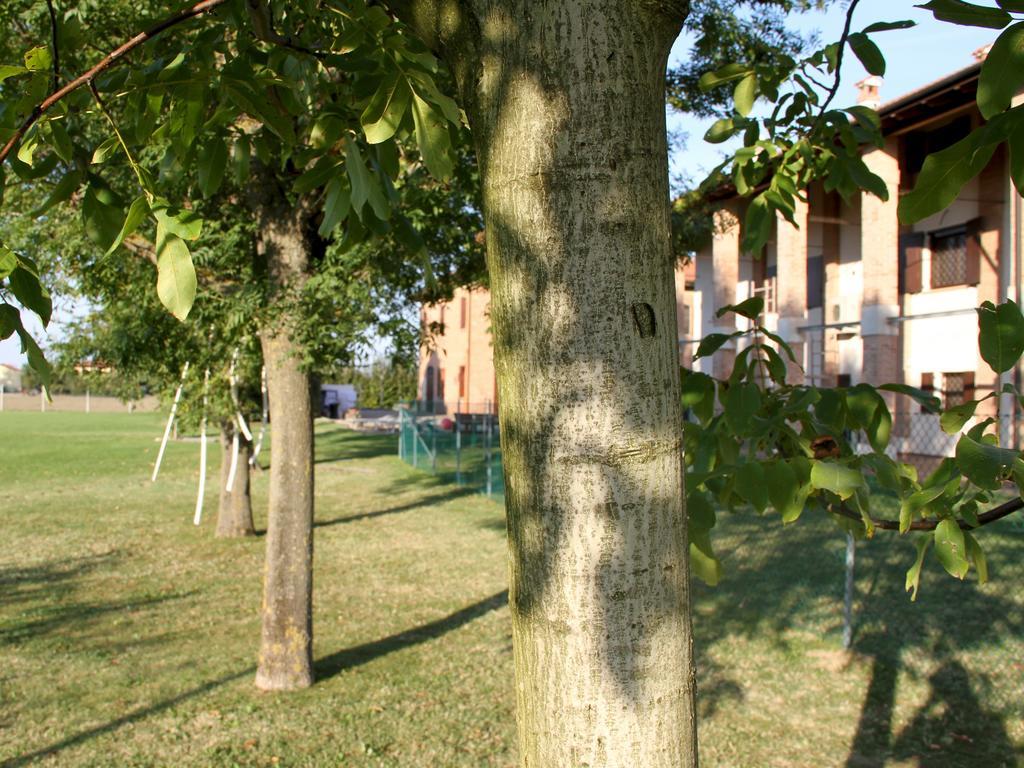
842, 533, 856, 650
455, 405, 462, 485
485, 400, 493, 498
412, 415, 418, 468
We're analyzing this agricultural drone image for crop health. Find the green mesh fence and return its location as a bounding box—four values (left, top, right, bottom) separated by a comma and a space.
398, 407, 504, 504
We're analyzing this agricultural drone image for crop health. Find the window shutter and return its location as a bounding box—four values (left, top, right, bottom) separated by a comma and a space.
900, 232, 925, 294
964, 371, 975, 402
966, 218, 983, 285
921, 372, 934, 413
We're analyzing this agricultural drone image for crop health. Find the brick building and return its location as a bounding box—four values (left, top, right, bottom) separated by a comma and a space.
419, 55, 1024, 458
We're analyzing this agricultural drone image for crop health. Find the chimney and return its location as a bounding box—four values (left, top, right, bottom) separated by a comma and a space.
973, 43, 993, 61
855, 76, 883, 110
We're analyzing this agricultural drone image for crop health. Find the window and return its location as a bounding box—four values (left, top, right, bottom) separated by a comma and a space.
930, 229, 968, 288
425, 365, 435, 403
943, 372, 974, 409
458, 366, 466, 399
680, 302, 692, 336
460, 297, 467, 328
806, 255, 823, 309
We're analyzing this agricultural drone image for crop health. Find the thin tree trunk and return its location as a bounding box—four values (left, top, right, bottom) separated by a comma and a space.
391, 3, 697, 765
252, 178, 317, 691
216, 420, 256, 538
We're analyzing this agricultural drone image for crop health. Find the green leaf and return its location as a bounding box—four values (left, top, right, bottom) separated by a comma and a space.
716, 296, 764, 319
978, 23, 1024, 119
724, 381, 762, 435
410, 92, 453, 179
32, 168, 83, 215
899, 484, 947, 533
977, 300, 1024, 373
153, 205, 203, 241
105, 196, 150, 257
705, 117, 738, 144
998, 0, 1024, 10
848, 32, 886, 76
8, 263, 52, 326
878, 383, 941, 413
23, 46, 52, 71
846, 384, 892, 452
681, 369, 716, 425
687, 493, 721, 586
766, 459, 810, 523
940, 397, 982, 434
693, 331, 740, 360
810, 460, 864, 500
47, 120, 74, 162
862, 20, 917, 32
733, 74, 757, 117
761, 343, 789, 384
759, 327, 797, 362
735, 461, 769, 512
0, 247, 16, 280
0, 303, 18, 340
964, 531, 989, 583
917, 0, 1012, 27
955, 432, 1019, 490
81, 185, 124, 249
91, 136, 121, 165
905, 536, 930, 601
198, 139, 228, 198
898, 128, 999, 223
155, 223, 196, 321
699, 63, 754, 91
232, 139, 251, 185
933, 518, 969, 579
741, 195, 772, 253
361, 69, 412, 144
16, 325, 50, 388
0, 65, 28, 82
345, 141, 373, 217
318, 175, 352, 237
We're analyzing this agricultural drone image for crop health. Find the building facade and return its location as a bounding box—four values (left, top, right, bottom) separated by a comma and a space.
419, 56, 1024, 459
0, 363, 22, 393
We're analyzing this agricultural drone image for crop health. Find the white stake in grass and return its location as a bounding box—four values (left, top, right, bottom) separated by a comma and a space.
193, 368, 210, 526
152, 361, 190, 483
250, 365, 268, 467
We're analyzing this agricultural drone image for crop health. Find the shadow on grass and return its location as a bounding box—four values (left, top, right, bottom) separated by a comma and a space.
314, 426, 397, 465
2, 591, 508, 768
0, 592, 194, 646
0, 552, 122, 608
315, 589, 508, 680
312, 487, 477, 530
692, 512, 1024, 767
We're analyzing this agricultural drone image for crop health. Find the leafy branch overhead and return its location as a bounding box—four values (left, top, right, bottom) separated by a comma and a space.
684, 296, 1024, 599
0, 0, 463, 330
698, 0, 1024, 253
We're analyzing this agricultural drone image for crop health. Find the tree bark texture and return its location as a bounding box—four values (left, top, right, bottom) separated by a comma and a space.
393, 3, 697, 766
253, 181, 316, 692
216, 420, 256, 538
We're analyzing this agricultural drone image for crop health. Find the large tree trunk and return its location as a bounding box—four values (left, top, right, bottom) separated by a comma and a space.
392, 3, 697, 765
252, 180, 316, 691
216, 420, 256, 538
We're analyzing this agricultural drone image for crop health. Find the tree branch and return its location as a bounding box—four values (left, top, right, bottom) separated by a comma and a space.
45, 0, 60, 91
810, 0, 860, 135
835, 496, 1024, 532
0, 0, 231, 165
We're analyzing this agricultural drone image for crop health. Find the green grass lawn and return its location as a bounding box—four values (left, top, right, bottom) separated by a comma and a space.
1, 412, 1022, 767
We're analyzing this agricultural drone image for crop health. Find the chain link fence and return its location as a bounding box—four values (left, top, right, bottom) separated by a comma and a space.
398, 402, 504, 504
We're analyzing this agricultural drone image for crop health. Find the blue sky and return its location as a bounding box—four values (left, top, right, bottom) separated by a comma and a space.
0, 1, 1001, 368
